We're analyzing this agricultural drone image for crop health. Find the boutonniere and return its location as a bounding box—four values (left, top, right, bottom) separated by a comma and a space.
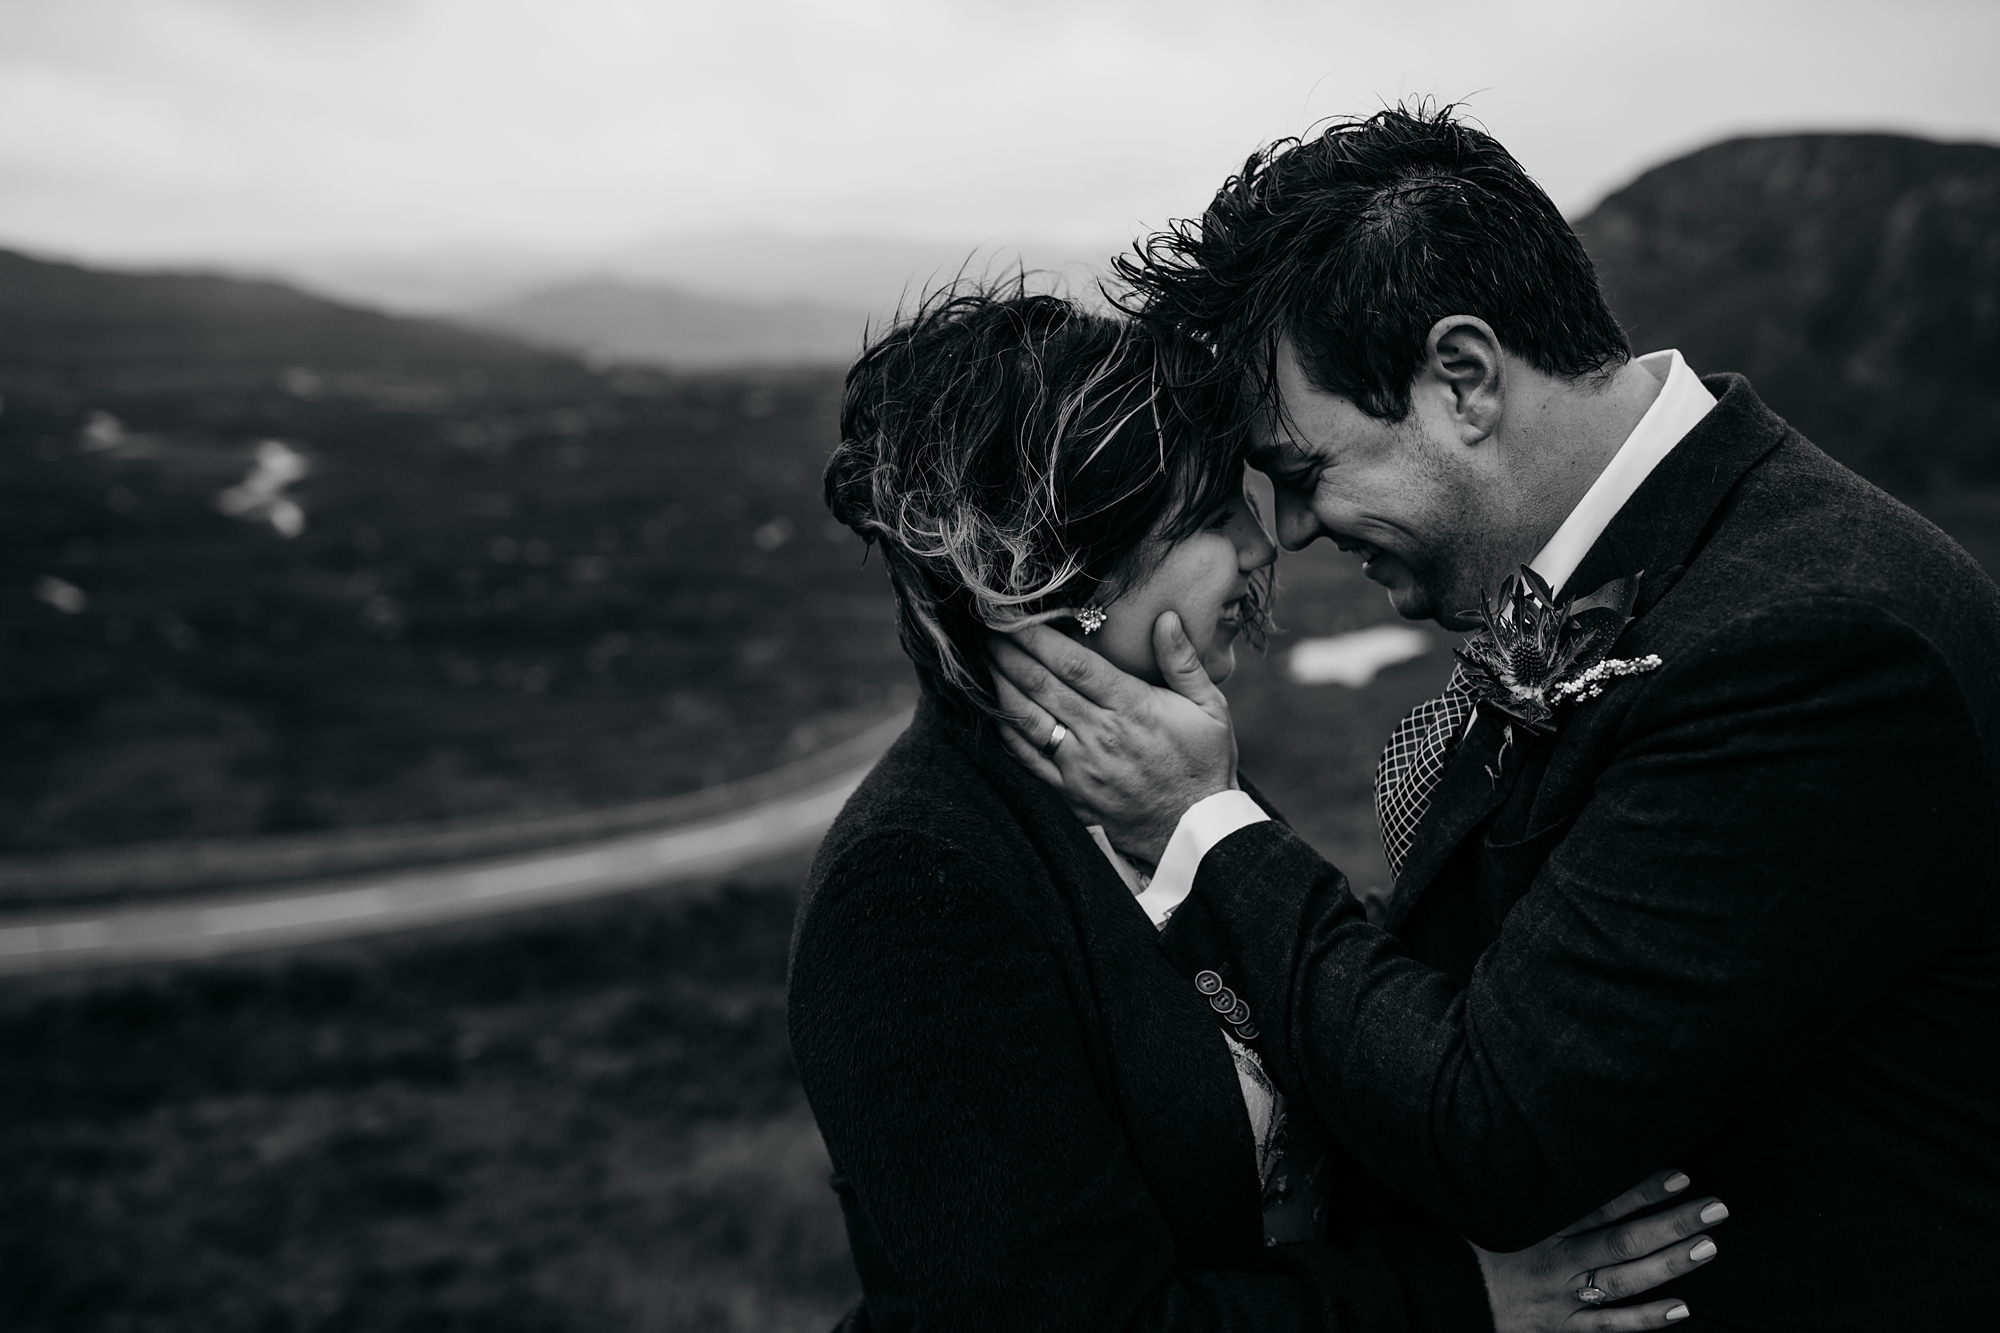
1455, 566, 1661, 740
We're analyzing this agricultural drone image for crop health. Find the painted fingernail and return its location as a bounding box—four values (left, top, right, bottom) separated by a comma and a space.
1667, 1304, 1691, 1321
1700, 1201, 1729, 1225
1663, 1171, 1691, 1192
1690, 1238, 1718, 1262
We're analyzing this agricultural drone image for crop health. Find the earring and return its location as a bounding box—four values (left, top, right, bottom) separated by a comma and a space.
1076, 605, 1107, 634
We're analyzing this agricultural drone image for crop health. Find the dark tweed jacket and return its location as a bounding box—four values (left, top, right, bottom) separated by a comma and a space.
1160, 377, 2000, 1331
789, 697, 1494, 1333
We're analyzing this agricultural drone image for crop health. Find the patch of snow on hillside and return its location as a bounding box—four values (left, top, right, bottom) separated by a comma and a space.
1287, 626, 1432, 687
217, 440, 309, 538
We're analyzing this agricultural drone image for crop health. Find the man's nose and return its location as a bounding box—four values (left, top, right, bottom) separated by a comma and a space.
1274, 491, 1323, 551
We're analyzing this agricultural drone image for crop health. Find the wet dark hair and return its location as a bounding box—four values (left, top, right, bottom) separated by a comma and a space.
1115, 102, 1631, 422
824, 281, 1270, 719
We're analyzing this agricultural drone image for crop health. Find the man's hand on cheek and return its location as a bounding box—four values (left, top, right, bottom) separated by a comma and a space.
986, 612, 1238, 864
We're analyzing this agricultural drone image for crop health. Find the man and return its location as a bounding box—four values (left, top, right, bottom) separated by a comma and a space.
991, 107, 2000, 1329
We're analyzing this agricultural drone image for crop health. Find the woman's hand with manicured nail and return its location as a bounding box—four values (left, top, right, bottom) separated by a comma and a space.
1472, 1169, 1732, 1331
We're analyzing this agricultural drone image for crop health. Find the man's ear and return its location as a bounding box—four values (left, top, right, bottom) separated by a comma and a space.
1422, 316, 1504, 444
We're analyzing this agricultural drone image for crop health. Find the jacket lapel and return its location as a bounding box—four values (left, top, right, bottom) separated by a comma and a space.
1381, 709, 1525, 932
944, 714, 1267, 1262
1381, 374, 1795, 929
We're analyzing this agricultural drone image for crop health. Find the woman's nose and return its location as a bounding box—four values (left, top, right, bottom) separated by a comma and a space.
1274, 491, 1322, 551
1239, 518, 1278, 573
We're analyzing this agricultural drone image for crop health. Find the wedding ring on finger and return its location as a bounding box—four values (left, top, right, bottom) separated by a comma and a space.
1575, 1271, 1608, 1304
1040, 723, 1068, 759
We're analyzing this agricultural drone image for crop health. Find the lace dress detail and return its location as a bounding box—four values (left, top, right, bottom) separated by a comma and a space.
1224, 1030, 1289, 1207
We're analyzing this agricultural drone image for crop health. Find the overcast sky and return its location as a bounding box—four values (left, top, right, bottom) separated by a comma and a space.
3, 0, 1997, 269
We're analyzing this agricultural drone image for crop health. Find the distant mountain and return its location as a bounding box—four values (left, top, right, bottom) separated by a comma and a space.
1576, 133, 2000, 492
462, 280, 871, 370
604, 230, 1116, 310
247, 246, 591, 317
0, 247, 578, 395
258, 231, 1118, 318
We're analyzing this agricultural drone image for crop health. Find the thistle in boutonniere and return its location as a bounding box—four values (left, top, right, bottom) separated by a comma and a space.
1455, 566, 1660, 737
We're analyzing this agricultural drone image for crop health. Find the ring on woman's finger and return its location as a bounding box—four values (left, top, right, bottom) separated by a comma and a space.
1040, 723, 1068, 758
1575, 1271, 1608, 1304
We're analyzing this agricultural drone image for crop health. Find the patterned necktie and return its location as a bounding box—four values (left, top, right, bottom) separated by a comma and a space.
1375, 664, 1477, 882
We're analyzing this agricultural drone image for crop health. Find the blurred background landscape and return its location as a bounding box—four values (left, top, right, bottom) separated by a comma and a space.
4, 1, 1998, 1329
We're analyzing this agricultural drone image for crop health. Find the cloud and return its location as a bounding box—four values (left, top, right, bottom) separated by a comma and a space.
1, 0, 1996, 264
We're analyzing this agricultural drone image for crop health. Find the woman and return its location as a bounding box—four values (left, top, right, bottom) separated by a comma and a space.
791, 286, 1724, 1331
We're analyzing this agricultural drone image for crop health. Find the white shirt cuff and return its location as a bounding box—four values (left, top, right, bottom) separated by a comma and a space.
1136, 789, 1271, 926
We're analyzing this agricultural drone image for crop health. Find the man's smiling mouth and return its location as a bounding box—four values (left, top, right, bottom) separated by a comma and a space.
1334, 537, 1381, 567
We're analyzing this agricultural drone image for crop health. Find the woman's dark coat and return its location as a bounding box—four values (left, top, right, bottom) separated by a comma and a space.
788, 696, 1492, 1332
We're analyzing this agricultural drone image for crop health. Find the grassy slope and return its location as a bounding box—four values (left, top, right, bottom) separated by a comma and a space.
0, 874, 858, 1333
0, 531, 1447, 1332
0, 249, 914, 856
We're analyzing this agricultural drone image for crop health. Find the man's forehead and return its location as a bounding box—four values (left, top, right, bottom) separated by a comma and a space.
1244, 407, 1309, 469
1243, 342, 1316, 463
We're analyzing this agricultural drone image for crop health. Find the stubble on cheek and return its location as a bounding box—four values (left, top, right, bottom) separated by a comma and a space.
1398, 535, 1478, 628
1404, 448, 1499, 628
1435, 538, 1514, 629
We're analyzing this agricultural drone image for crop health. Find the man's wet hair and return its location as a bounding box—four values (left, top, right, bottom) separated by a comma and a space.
1116, 102, 1632, 423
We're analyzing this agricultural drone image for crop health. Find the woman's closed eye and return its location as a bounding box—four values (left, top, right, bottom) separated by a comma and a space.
1207, 485, 1268, 532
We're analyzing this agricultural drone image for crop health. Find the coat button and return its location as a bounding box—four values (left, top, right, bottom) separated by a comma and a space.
1209, 987, 1236, 1013
1194, 970, 1223, 995
1227, 999, 1251, 1025
1235, 1022, 1260, 1040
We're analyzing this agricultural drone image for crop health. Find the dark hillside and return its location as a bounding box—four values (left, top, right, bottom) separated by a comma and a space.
0, 877, 860, 1331
0, 250, 910, 858
0, 248, 580, 395
1575, 133, 2000, 493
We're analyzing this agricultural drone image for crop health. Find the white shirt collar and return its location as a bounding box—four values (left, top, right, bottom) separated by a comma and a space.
1085, 823, 1184, 928
1528, 350, 1716, 598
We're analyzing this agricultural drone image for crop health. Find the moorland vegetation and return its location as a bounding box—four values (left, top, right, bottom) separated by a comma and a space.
3, 130, 1998, 1333
0, 251, 909, 860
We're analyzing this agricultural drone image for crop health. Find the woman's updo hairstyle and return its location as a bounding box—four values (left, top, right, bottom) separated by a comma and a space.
825, 279, 1262, 719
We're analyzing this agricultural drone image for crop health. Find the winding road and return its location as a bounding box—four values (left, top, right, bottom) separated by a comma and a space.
0, 712, 911, 976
